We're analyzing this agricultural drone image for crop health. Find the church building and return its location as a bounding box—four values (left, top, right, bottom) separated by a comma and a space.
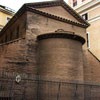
0, 0, 99, 99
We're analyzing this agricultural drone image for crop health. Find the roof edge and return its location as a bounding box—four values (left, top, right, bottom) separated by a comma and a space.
26, 0, 90, 27
61, 0, 90, 26
27, 6, 89, 28
0, 0, 90, 37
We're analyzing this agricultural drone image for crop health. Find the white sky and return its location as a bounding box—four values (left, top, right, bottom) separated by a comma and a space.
0, 0, 68, 11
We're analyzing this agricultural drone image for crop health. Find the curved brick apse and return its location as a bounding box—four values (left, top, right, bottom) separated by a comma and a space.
37, 33, 85, 100
37, 33, 85, 82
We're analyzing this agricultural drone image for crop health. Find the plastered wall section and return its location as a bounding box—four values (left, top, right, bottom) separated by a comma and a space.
0, 11, 12, 26
87, 19, 100, 60
83, 50, 100, 84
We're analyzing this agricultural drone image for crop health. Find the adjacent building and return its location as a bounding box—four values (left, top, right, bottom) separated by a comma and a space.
0, 5, 15, 31
67, 0, 100, 60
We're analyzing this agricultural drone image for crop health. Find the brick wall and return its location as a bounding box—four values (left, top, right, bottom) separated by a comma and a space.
37, 38, 84, 82
0, 38, 37, 75
0, 12, 37, 75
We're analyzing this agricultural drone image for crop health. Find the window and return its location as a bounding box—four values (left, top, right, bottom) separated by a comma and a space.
82, 13, 88, 20
87, 32, 90, 48
5, 34, 8, 42
13, 26, 19, 39
82, 0, 86, 2
73, 0, 77, 7
7, 17, 11, 23
16, 26, 19, 38
10, 32, 13, 40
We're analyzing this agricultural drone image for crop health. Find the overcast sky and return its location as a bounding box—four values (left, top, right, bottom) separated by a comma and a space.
0, 0, 68, 11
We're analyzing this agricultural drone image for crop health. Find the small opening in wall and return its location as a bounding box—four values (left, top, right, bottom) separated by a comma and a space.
16, 26, 19, 38
7, 17, 11, 23
73, 0, 77, 7
82, 13, 88, 20
5, 34, 8, 42
87, 32, 90, 49
82, 0, 86, 2
10, 32, 13, 40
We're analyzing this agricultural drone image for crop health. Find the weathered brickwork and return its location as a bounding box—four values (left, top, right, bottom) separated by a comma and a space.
0, 4, 99, 85
37, 37, 84, 82
0, 12, 27, 44
26, 11, 86, 39
0, 12, 37, 75
0, 38, 37, 75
